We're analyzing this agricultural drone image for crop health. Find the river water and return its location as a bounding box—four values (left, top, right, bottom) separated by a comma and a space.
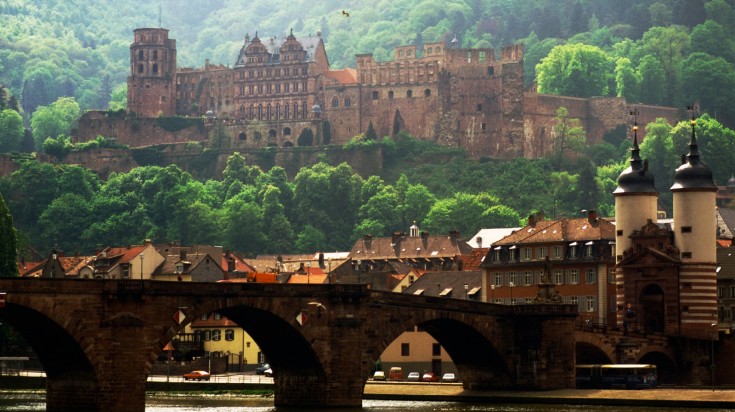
1, 391, 731, 412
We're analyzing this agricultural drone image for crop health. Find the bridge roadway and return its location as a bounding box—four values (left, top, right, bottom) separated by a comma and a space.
0, 278, 577, 411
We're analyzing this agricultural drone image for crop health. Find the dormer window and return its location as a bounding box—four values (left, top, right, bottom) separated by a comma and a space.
175, 262, 184, 274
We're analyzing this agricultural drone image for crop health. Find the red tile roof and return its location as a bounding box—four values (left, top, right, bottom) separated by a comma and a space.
325, 68, 358, 84
494, 217, 615, 246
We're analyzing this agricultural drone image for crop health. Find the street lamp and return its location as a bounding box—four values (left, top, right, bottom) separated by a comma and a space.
140, 253, 144, 280
491, 284, 495, 303
711, 322, 717, 392
464, 283, 468, 300
307, 261, 311, 284
509, 281, 515, 305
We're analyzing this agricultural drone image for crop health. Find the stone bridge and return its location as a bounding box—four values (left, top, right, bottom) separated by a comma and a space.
0, 279, 577, 411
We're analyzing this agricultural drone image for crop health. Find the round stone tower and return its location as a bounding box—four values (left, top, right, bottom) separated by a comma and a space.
670, 118, 718, 333
127, 28, 176, 117
613, 123, 658, 326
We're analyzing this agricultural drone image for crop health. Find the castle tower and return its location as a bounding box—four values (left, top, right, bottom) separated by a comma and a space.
670, 117, 718, 333
613, 123, 658, 326
127, 28, 176, 117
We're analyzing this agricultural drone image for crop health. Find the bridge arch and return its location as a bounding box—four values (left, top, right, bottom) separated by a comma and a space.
637, 347, 677, 382
574, 331, 616, 364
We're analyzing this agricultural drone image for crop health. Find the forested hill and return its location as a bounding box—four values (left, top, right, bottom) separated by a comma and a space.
1, 0, 726, 116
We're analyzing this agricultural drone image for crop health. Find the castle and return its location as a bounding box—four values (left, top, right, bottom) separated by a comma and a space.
104, 27, 682, 159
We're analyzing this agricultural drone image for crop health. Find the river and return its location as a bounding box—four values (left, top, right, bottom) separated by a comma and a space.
1, 391, 730, 412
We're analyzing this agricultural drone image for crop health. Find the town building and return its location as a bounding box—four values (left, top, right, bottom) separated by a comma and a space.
481, 211, 616, 324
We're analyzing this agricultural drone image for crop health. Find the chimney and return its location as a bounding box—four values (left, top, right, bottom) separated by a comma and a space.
476, 236, 482, 248
587, 210, 598, 223
227, 258, 235, 272
537, 210, 545, 222
180, 250, 186, 261
391, 232, 401, 245
318, 253, 325, 269
449, 230, 461, 240
528, 214, 536, 227
363, 234, 373, 249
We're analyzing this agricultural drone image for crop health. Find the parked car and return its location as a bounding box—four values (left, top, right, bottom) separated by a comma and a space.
255, 363, 270, 375
264, 368, 274, 377
441, 373, 457, 382
421, 372, 440, 382
183, 370, 210, 381
388, 366, 403, 381
373, 371, 386, 381
406, 371, 420, 382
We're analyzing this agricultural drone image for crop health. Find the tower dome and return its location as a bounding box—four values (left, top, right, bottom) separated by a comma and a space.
670, 118, 717, 192
614, 124, 657, 195
727, 174, 735, 188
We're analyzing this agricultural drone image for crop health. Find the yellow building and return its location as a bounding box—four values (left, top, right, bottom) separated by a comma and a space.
188, 313, 263, 370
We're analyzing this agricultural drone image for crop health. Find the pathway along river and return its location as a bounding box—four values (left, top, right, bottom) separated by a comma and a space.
0, 391, 726, 412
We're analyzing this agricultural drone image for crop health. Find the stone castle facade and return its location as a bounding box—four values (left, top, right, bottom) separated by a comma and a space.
73, 27, 681, 162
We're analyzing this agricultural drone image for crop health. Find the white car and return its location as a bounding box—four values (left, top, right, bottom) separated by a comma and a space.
441, 373, 457, 382
406, 371, 420, 381
373, 370, 386, 381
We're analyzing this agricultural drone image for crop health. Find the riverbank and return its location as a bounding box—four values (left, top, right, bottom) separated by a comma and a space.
2, 375, 734, 409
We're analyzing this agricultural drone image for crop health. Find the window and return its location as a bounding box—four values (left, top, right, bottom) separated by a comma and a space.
617, 230, 623, 236
493, 272, 503, 286
204, 330, 211, 341
153, 50, 158, 60
424, 89, 431, 97
682, 252, 692, 258
225, 329, 235, 341
523, 248, 532, 261
138, 50, 144, 60
508, 248, 516, 261
212, 330, 221, 341
538, 247, 547, 259
432, 343, 441, 356
137, 64, 144, 74
608, 268, 615, 283
567, 269, 579, 284
372, 91, 379, 100
508, 271, 517, 286
586, 268, 596, 284
344, 96, 351, 107
476, 104, 482, 112
481, 123, 486, 130
524, 271, 533, 286
487, 66, 494, 75
569, 296, 578, 307
200, 314, 208, 321
401, 343, 410, 356
554, 269, 563, 285
585, 243, 593, 257
214, 313, 221, 320
585, 296, 596, 312
407, 90, 413, 98
681, 226, 692, 233
569, 245, 578, 258
553, 245, 562, 258
388, 91, 394, 99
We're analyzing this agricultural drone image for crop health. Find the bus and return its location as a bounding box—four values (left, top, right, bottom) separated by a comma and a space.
576, 364, 657, 389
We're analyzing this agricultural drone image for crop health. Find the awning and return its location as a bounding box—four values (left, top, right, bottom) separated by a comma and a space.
569, 242, 578, 246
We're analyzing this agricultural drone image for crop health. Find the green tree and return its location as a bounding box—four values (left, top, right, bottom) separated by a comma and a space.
30, 97, 80, 148
295, 224, 326, 253
637, 55, 666, 105
0, 109, 25, 153
614, 57, 639, 101
639, 25, 690, 105
108, 84, 127, 111
365, 121, 377, 140
297, 128, 314, 146
680, 53, 735, 125
0, 192, 18, 277
536, 43, 611, 98
551, 107, 586, 170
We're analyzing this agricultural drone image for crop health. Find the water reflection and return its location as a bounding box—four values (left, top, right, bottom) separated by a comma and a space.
0, 391, 727, 412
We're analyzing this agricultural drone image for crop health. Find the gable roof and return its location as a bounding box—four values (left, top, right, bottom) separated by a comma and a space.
402, 270, 483, 298
494, 217, 615, 246
349, 232, 472, 261
325, 68, 358, 84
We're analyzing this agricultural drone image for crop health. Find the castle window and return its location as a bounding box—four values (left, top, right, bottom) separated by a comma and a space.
479, 51, 485, 63
276, 69, 281, 77
344, 96, 351, 107
276, 104, 281, 119
681, 226, 692, 233
332, 97, 339, 108
248, 71, 254, 78
468, 52, 472, 63
257, 104, 263, 120
267, 84, 272, 94
267, 104, 272, 120
424, 89, 431, 97
285, 83, 290, 93
481, 123, 486, 130
238, 132, 246, 141
283, 127, 291, 136
372, 91, 379, 100
138, 50, 144, 60
388, 91, 394, 99
398, 50, 403, 58
477, 104, 482, 112
293, 102, 298, 118
240, 71, 244, 80
285, 68, 290, 76
138, 64, 144, 74
285, 105, 290, 119
302, 102, 307, 118
239, 85, 244, 95
427, 47, 433, 54
487, 66, 494, 76
153, 50, 158, 60
407, 90, 412, 98
269, 129, 277, 138
276, 84, 281, 93
257, 85, 263, 94
436, 46, 441, 53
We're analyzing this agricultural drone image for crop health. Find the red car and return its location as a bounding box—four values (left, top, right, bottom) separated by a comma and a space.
421, 372, 440, 382
183, 370, 211, 381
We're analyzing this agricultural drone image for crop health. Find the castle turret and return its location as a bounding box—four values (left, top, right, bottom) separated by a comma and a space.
127, 28, 176, 117
670, 117, 718, 332
613, 123, 658, 326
